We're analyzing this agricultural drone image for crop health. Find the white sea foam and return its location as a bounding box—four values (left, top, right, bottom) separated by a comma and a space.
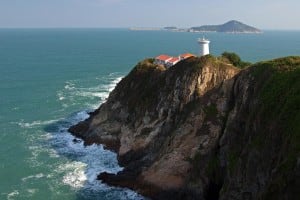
22, 173, 45, 182
40, 74, 145, 199
39, 132, 53, 140
16, 119, 61, 129
48, 148, 60, 158
72, 110, 90, 122
7, 190, 19, 200
56, 74, 124, 110
46, 112, 145, 198
58, 161, 88, 188
64, 81, 76, 90
27, 142, 59, 166
27, 189, 37, 195
57, 91, 65, 101
52, 129, 123, 190
75, 91, 108, 98
27, 146, 44, 167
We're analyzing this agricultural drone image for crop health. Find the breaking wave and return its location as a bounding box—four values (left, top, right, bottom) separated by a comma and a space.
57, 73, 123, 109
13, 73, 144, 199
48, 74, 144, 199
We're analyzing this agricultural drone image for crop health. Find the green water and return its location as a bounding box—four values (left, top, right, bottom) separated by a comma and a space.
0, 29, 299, 199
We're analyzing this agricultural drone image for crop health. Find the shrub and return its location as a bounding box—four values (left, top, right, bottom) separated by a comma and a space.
221, 51, 251, 69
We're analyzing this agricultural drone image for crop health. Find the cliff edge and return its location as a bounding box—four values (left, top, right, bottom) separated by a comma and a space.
69, 56, 300, 200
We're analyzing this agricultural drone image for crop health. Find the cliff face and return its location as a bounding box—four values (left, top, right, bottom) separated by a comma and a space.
69, 56, 300, 200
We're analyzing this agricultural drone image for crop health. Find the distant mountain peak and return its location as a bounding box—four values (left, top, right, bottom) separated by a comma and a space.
227, 20, 241, 23
190, 20, 262, 33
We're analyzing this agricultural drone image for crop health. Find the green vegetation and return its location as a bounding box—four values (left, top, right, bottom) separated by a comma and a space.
133, 58, 164, 73
221, 51, 251, 69
261, 67, 300, 163
251, 57, 300, 196
116, 58, 166, 114
185, 55, 214, 72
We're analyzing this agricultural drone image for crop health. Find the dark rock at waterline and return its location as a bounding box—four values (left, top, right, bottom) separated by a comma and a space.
69, 120, 89, 139
72, 138, 81, 143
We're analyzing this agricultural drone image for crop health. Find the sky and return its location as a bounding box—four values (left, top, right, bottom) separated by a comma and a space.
0, 0, 299, 29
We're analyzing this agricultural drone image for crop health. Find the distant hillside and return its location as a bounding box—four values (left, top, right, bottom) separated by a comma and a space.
190, 20, 262, 33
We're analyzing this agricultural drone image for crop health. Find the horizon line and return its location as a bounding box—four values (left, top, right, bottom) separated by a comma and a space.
0, 27, 299, 31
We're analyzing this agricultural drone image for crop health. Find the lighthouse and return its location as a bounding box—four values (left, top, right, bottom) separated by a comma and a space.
198, 37, 210, 56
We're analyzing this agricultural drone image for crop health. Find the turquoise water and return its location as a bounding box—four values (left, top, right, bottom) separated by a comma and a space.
0, 29, 299, 200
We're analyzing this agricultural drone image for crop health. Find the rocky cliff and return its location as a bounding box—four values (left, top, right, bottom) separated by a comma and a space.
69, 56, 300, 200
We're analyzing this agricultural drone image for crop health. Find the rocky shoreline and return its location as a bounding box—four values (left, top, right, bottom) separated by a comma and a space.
69, 56, 300, 200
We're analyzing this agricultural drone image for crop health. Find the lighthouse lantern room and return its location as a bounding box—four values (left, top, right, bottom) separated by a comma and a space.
198, 37, 210, 56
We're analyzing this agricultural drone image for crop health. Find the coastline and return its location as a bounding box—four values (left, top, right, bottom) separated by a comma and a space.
68, 55, 300, 200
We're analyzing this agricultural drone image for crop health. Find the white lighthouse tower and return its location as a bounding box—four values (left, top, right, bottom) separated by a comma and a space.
198, 37, 210, 56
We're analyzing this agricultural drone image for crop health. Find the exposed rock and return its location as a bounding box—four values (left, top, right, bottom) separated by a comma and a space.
69, 56, 300, 200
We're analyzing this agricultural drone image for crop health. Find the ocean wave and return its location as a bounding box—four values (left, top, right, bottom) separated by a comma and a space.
57, 91, 65, 101
7, 190, 19, 200
22, 173, 45, 182
46, 110, 144, 199
5, 189, 39, 200
47, 148, 60, 158
27, 145, 48, 167
15, 119, 62, 129
26, 132, 60, 166
56, 74, 124, 110
27, 189, 38, 195
27, 73, 144, 199
51, 129, 123, 189
58, 161, 88, 188
74, 91, 108, 99
64, 81, 76, 90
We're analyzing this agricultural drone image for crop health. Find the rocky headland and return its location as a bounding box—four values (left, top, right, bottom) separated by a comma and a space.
69, 55, 300, 200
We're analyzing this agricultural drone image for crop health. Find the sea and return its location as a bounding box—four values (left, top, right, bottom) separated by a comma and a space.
0, 29, 299, 200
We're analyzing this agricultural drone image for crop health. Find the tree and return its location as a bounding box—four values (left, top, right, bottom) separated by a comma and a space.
221, 51, 251, 69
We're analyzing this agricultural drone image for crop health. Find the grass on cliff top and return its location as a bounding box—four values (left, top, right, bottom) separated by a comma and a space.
131, 58, 166, 74
260, 57, 300, 162
115, 58, 166, 114
251, 56, 300, 194
252, 56, 300, 128
168, 54, 240, 77
220, 51, 252, 69
132, 55, 240, 80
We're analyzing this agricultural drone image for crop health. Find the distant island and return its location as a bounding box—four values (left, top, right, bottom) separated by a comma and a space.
130, 20, 262, 34
189, 20, 262, 33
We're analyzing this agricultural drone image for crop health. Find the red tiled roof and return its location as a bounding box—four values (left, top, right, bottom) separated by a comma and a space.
156, 54, 172, 61
180, 53, 195, 59
168, 57, 180, 63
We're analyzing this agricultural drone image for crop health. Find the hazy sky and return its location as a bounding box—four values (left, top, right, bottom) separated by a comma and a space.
0, 0, 299, 29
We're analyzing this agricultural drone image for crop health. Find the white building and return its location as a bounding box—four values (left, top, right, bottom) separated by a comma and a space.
198, 37, 210, 56
154, 54, 173, 66
165, 57, 180, 68
154, 53, 195, 68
